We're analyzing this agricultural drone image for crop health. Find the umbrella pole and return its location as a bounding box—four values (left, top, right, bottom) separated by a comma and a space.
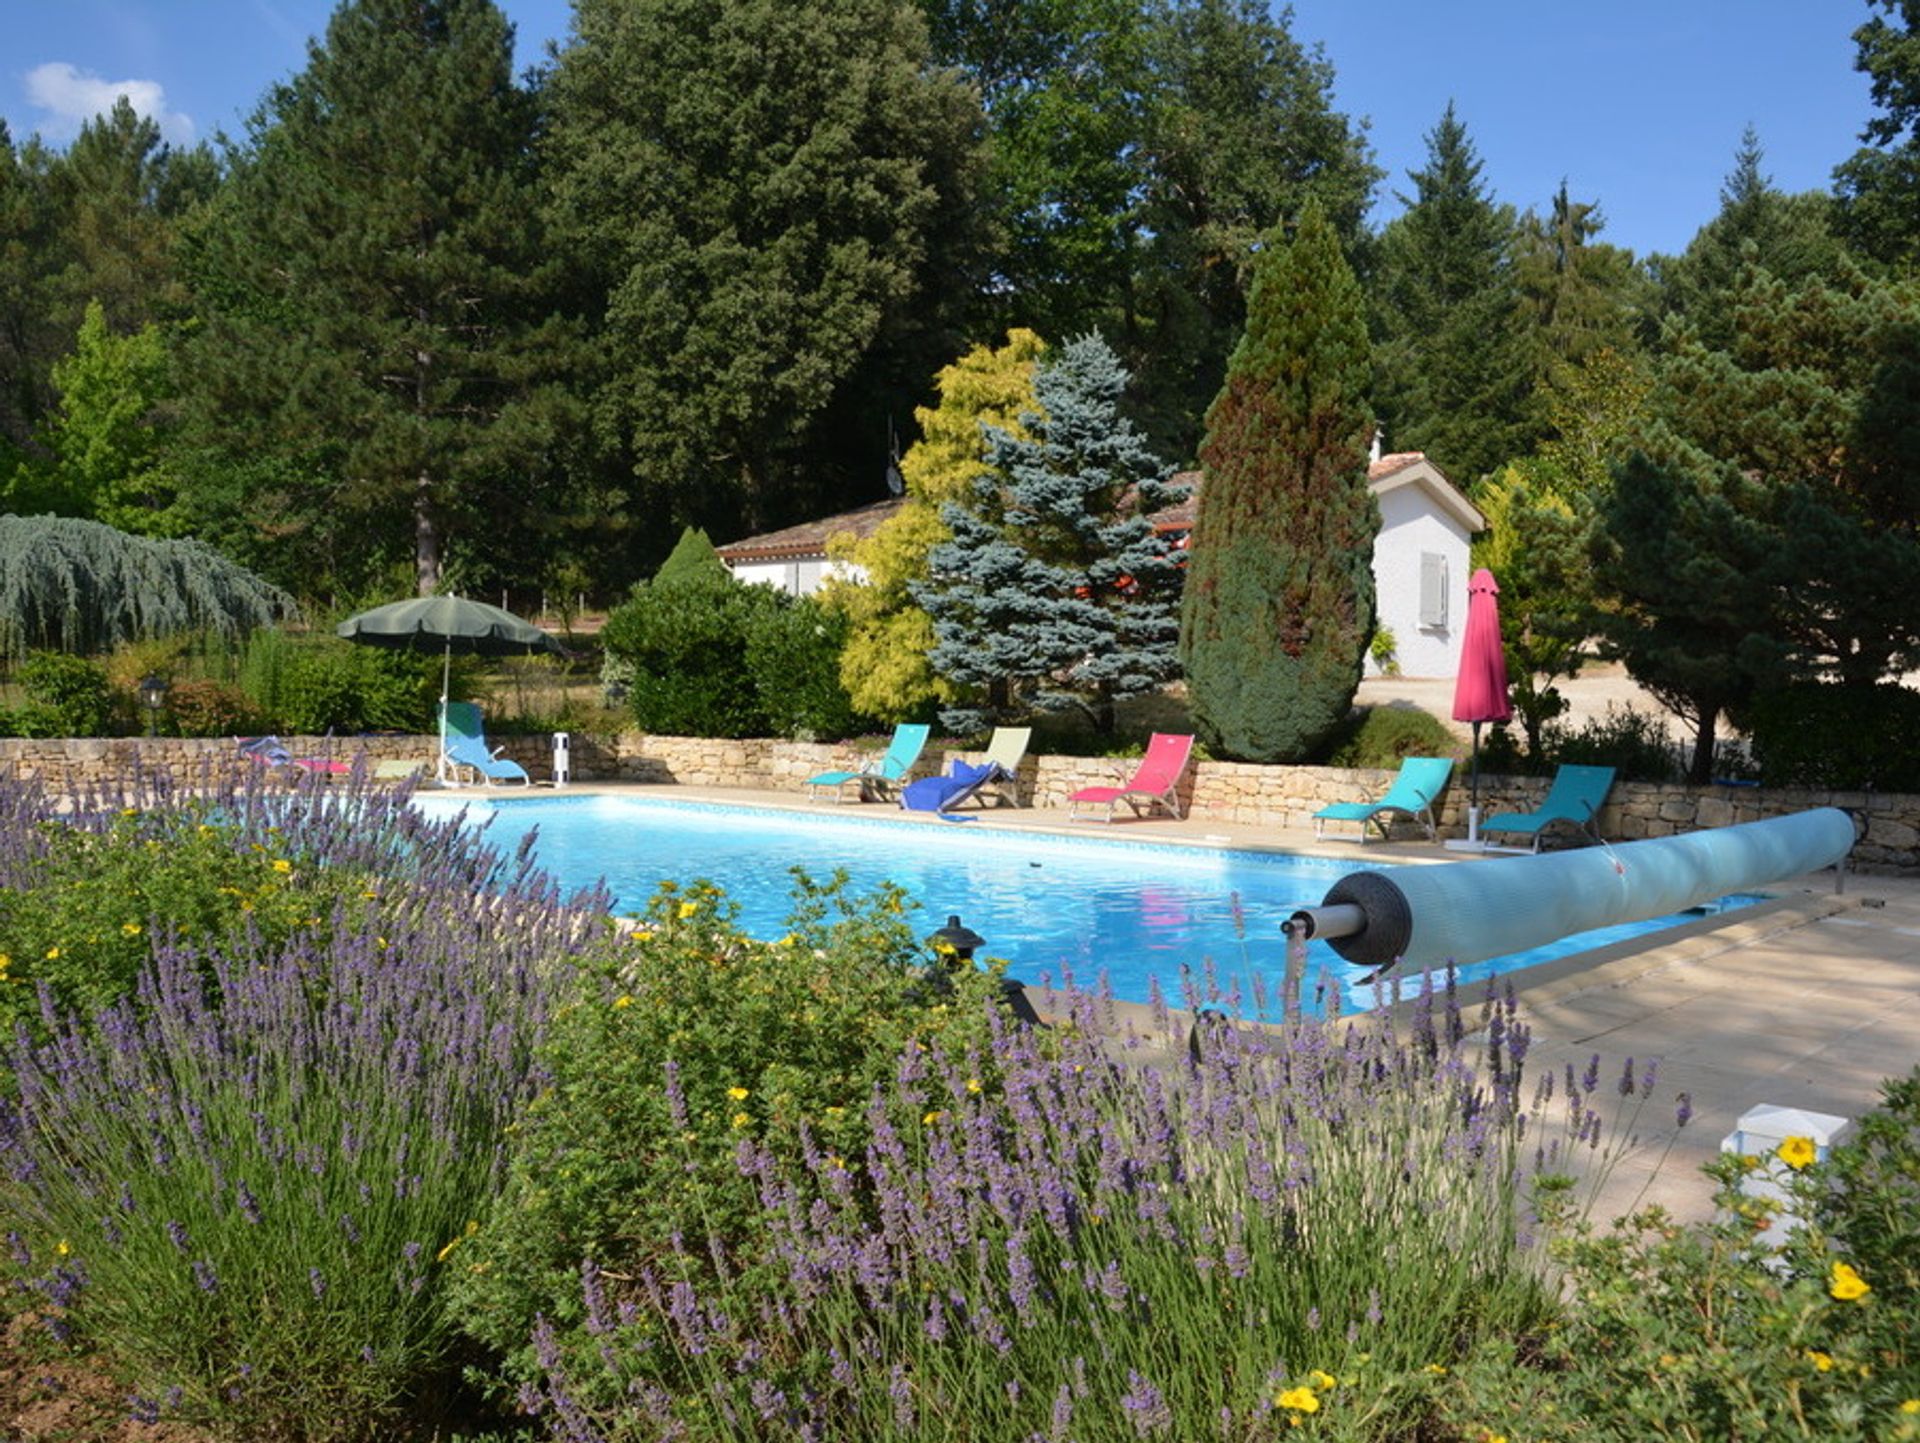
437, 643, 452, 785
1468, 720, 1482, 843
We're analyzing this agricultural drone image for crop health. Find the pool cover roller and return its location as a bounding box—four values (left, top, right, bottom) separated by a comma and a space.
1286, 808, 1856, 971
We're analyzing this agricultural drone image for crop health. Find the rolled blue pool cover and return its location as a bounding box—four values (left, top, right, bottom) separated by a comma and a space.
1316, 807, 1856, 970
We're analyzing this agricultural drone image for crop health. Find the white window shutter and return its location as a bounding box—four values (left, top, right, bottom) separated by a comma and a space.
1419, 552, 1448, 628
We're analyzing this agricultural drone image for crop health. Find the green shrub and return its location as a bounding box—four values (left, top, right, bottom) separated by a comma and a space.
161, 676, 265, 737
11, 651, 115, 736
0, 805, 371, 1039
602, 569, 864, 740
1442, 1072, 1920, 1442
1369, 624, 1400, 675
1745, 683, 1920, 791
602, 570, 772, 737
235, 628, 439, 735
1544, 704, 1682, 783
1321, 704, 1460, 769
451, 875, 1012, 1394
745, 594, 862, 740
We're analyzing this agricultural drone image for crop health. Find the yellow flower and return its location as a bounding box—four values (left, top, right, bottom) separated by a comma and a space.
1424, 1364, 1449, 1376
1308, 1370, 1337, 1392
121, 923, 141, 937
922, 1110, 944, 1126
272, 858, 293, 874
45, 947, 60, 960
55, 1240, 70, 1257
731, 1111, 750, 1128
965, 1078, 982, 1094
677, 901, 699, 919
1276, 1387, 1320, 1414
727, 1086, 750, 1101
1831, 1261, 1871, 1301
1900, 1399, 1920, 1414
1777, 1135, 1817, 1171
1809, 1351, 1835, 1372
612, 995, 632, 1009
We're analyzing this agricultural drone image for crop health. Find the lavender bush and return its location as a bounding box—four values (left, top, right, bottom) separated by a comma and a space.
0, 770, 614, 1441
523, 977, 1579, 1441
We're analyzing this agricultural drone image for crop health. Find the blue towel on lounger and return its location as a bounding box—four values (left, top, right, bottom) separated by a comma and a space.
902, 760, 997, 813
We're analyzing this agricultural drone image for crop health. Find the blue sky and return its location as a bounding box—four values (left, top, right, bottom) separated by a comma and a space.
0, 0, 1877, 260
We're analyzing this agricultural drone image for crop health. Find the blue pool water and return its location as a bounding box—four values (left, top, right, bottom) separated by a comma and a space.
415, 794, 1760, 1015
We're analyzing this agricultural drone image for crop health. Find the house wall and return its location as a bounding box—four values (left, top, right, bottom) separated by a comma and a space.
1368, 484, 1470, 679
725, 557, 864, 597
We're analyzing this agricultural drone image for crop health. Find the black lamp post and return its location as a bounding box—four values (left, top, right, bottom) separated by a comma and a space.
137, 674, 168, 737
928, 914, 985, 968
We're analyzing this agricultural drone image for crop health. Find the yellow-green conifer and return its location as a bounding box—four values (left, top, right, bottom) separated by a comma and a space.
821, 329, 1045, 719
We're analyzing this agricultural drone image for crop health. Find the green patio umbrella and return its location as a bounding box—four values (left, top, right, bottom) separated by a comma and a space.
335, 595, 564, 760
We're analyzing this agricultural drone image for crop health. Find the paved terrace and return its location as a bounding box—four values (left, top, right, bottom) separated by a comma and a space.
487, 779, 1920, 1226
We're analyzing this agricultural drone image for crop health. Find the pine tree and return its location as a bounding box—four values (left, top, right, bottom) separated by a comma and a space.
821, 329, 1045, 721
1370, 103, 1529, 481
1179, 202, 1376, 762
549, 0, 988, 538
177, 0, 585, 598
1833, 0, 1920, 267
1659, 128, 1846, 351
917, 333, 1180, 735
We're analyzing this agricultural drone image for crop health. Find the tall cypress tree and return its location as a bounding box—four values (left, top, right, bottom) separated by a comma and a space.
917, 332, 1181, 736
1179, 202, 1377, 762
178, 0, 584, 598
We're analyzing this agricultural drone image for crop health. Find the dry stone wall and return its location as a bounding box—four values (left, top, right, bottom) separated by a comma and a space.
5, 733, 1914, 872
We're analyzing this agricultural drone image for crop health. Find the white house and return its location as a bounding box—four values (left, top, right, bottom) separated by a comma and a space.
715, 450, 1486, 680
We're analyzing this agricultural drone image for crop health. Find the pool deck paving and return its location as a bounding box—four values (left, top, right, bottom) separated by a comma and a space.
488, 780, 1920, 1225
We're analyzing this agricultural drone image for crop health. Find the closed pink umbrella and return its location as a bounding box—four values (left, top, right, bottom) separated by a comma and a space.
1451, 567, 1512, 843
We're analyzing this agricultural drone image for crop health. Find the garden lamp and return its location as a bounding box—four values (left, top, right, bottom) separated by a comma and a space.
138, 674, 168, 737
928, 914, 985, 968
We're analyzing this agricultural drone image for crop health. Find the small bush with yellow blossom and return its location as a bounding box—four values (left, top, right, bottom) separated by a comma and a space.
0, 802, 374, 1042
1437, 1067, 1920, 1442
450, 871, 1015, 1397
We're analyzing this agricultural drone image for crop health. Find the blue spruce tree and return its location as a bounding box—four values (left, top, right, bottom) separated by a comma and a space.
917, 333, 1182, 735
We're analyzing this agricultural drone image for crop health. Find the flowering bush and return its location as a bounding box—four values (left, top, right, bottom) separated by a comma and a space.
0, 799, 372, 1039
519, 979, 1573, 1441
0, 771, 615, 1441
1440, 1068, 1920, 1442
452, 873, 1013, 1396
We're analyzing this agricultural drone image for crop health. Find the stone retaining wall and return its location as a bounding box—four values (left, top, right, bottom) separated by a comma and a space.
5, 732, 1913, 872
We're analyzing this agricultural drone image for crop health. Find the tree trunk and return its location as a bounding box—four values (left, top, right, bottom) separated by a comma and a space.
415, 473, 441, 597
1687, 703, 1718, 785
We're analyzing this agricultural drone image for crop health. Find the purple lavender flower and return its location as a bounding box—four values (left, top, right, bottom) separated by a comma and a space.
309, 1268, 327, 1299
1618, 1057, 1636, 1096
1120, 1371, 1172, 1436
1675, 1092, 1694, 1128
165, 1219, 189, 1253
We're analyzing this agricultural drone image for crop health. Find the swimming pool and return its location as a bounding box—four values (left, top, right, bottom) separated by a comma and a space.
414, 793, 1759, 1015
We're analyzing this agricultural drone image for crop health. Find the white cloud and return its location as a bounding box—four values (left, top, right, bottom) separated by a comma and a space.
23, 61, 195, 143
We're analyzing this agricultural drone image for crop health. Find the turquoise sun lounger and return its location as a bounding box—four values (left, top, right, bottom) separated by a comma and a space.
1480, 764, 1615, 852
806, 723, 930, 803
1314, 756, 1454, 843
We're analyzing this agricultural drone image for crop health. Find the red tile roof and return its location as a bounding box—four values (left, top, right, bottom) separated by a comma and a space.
714, 497, 907, 562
